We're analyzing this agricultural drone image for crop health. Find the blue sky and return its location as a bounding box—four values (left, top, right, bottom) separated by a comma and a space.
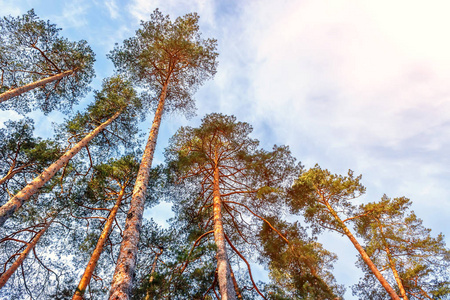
2, 0, 450, 298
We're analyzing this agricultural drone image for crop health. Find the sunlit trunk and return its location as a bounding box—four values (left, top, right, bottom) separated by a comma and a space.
0, 165, 29, 185
109, 83, 168, 300
322, 200, 401, 300
376, 221, 408, 300
212, 161, 236, 300
0, 109, 123, 227
0, 212, 57, 288
0, 69, 75, 103
73, 185, 127, 300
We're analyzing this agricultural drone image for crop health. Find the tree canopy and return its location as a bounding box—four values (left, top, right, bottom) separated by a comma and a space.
0, 9, 95, 114
0, 7, 447, 300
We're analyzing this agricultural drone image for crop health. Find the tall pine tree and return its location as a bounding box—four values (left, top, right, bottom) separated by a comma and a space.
108, 9, 218, 299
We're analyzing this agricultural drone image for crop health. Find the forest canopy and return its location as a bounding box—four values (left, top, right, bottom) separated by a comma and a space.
0, 6, 449, 300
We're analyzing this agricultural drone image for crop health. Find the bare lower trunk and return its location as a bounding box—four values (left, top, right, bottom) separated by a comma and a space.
0, 213, 57, 288
0, 109, 123, 227
109, 84, 168, 300
0, 70, 75, 103
212, 163, 236, 300
73, 185, 126, 300
323, 202, 401, 300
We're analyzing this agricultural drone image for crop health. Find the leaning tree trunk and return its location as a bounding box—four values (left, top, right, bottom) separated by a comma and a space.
212, 161, 236, 300
109, 83, 168, 300
0, 212, 57, 288
0, 109, 123, 227
376, 221, 409, 300
229, 263, 243, 300
73, 185, 127, 300
0, 69, 75, 103
323, 201, 401, 300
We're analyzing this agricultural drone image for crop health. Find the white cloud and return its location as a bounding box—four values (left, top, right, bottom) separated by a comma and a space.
54, 1, 90, 29
104, 0, 119, 19
236, 0, 450, 172
0, 0, 22, 15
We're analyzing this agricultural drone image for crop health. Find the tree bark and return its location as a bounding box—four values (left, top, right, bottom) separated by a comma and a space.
0, 164, 30, 185
0, 109, 123, 227
376, 221, 408, 300
73, 185, 127, 300
212, 162, 236, 300
0, 69, 75, 103
229, 263, 243, 300
109, 83, 168, 300
322, 201, 401, 300
0, 212, 57, 288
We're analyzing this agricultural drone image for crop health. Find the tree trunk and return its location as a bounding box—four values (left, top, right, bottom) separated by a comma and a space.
0, 69, 75, 103
109, 83, 168, 300
376, 221, 408, 300
229, 263, 243, 300
0, 212, 57, 288
323, 201, 401, 300
144, 247, 163, 300
212, 162, 236, 300
0, 109, 123, 227
73, 185, 127, 300
385, 245, 408, 300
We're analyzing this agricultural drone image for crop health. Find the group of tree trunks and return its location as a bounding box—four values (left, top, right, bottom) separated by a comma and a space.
0, 8, 449, 300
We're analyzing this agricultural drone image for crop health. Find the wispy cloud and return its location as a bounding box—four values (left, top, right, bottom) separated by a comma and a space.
104, 0, 119, 19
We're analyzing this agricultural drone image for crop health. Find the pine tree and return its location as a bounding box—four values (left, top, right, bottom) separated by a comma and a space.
165, 113, 298, 299
289, 166, 401, 300
0, 210, 58, 288
72, 156, 138, 300
353, 195, 450, 300
0, 76, 141, 227
259, 217, 345, 299
0, 118, 60, 205
107, 9, 218, 299
0, 10, 95, 114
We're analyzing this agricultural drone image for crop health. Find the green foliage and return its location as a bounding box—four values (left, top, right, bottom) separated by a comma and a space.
109, 8, 218, 116
259, 218, 345, 299
165, 113, 301, 298
289, 165, 365, 234
0, 118, 61, 205
0, 9, 95, 114
58, 75, 142, 157
132, 218, 217, 299
353, 195, 450, 299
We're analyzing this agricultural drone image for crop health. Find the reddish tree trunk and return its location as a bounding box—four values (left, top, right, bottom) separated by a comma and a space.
0, 69, 75, 103
212, 162, 236, 300
323, 201, 401, 300
0, 109, 123, 227
73, 185, 127, 300
0, 164, 30, 185
229, 263, 243, 300
376, 221, 409, 300
109, 84, 168, 300
0, 213, 57, 288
